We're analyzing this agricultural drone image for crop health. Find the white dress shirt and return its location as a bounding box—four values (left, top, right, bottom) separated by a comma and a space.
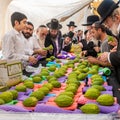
24, 36, 40, 55
2, 29, 29, 61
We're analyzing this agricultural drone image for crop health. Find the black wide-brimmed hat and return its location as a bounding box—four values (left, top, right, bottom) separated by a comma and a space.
67, 21, 77, 27
82, 15, 100, 26
67, 31, 74, 39
97, 0, 119, 23
46, 18, 62, 29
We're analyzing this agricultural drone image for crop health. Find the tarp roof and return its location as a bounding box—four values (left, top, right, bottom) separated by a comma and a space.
0, 0, 93, 47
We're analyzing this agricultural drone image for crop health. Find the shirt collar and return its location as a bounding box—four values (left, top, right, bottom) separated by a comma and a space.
13, 28, 22, 35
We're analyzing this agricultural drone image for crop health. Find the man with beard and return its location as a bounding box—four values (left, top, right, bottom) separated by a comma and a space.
22, 21, 47, 57
45, 18, 62, 57
36, 25, 48, 49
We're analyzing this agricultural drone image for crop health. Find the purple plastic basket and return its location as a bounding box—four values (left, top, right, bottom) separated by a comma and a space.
17, 95, 29, 101
104, 86, 113, 91
69, 56, 76, 60
101, 91, 113, 96
0, 105, 31, 112
9, 86, 15, 90
38, 96, 51, 104
58, 76, 67, 83
61, 51, 68, 55
99, 104, 120, 113
25, 89, 33, 95
34, 104, 81, 113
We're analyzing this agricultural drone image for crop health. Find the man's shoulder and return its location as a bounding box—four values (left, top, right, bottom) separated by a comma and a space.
4, 29, 16, 38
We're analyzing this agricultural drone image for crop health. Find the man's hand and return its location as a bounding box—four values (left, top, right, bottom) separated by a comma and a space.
108, 41, 117, 47
88, 56, 111, 67
38, 49, 47, 56
110, 46, 117, 52
87, 56, 99, 64
29, 56, 38, 64
97, 52, 109, 62
81, 50, 87, 56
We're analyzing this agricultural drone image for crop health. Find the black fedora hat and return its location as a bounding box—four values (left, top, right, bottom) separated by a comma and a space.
46, 18, 62, 29
97, 0, 119, 23
82, 15, 100, 26
67, 21, 77, 27
67, 31, 74, 39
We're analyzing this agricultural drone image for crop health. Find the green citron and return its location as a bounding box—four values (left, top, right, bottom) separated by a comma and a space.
91, 74, 102, 80
41, 71, 49, 76
83, 67, 89, 73
9, 90, 18, 99
48, 65, 56, 72
84, 88, 100, 99
24, 81, 34, 89
50, 81, 61, 88
91, 80, 104, 85
0, 98, 5, 105
91, 78, 104, 84
44, 45, 53, 50
46, 58, 52, 62
77, 73, 87, 81
97, 94, 114, 106
32, 76, 42, 83
38, 87, 49, 95
59, 91, 74, 98
42, 83, 53, 90
30, 91, 44, 101
0, 91, 13, 103
91, 85, 106, 91
66, 80, 80, 86
65, 86, 77, 94
48, 45, 53, 50
87, 69, 98, 74
91, 65, 99, 71
15, 85, 27, 92
23, 97, 38, 107
54, 95, 73, 107
80, 103, 100, 114
50, 56, 56, 60
108, 35, 114, 42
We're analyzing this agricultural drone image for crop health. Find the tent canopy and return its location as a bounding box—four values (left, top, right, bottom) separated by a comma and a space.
0, 0, 93, 47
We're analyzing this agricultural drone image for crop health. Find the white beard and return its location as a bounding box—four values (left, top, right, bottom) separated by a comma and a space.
110, 22, 120, 35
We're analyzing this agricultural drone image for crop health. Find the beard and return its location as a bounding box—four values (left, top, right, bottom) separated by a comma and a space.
50, 34, 57, 39
22, 32, 32, 39
110, 23, 119, 35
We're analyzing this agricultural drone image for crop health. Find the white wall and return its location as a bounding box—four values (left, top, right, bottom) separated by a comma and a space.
0, 0, 12, 49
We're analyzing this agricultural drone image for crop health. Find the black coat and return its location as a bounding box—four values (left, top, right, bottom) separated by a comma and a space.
44, 31, 63, 57
62, 42, 72, 52
109, 33, 120, 83
81, 39, 97, 57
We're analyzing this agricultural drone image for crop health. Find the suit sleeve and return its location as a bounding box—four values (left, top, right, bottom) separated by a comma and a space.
110, 51, 120, 66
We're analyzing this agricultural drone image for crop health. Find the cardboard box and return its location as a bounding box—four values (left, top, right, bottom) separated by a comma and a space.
0, 60, 22, 89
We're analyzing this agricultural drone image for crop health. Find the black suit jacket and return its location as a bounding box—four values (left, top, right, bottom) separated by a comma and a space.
62, 42, 72, 52
109, 32, 120, 83
81, 39, 97, 57
44, 31, 63, 57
